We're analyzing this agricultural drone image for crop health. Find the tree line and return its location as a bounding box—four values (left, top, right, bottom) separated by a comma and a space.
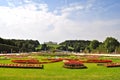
0, 37, 120, 53
0, 37, 40, 53
39, 37, 120, 53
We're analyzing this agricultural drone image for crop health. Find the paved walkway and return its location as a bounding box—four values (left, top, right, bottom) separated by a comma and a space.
0, 53, 120, 57
73, 53, 120, 57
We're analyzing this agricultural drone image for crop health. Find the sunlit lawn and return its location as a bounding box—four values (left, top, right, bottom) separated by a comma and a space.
0, 56, 120, 80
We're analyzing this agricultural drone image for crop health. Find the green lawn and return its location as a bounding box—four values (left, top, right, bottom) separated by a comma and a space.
0, 56, 120, 80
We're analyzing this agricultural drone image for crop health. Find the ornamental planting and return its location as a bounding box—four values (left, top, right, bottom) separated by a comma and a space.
63, 60, 87, 69
105, 63, 120, 67
86, 59, 112, 63
0, 63, 43, 69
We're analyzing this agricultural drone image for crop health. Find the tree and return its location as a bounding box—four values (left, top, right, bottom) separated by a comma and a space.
73, 43, 80, 52
0, 37, 40, 53
103, 37, 119, 53
0, 37, 5, 44
85, 46, 91, 53
60, 40, 90, 52
41, 44, 48, 51
89, 40, 100, 49
57, 45, 67, 51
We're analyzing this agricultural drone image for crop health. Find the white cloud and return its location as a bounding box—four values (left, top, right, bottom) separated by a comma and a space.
24, 0, 32, 3
62, 5, 84, 13
0, 0, 120, 43
37, 4, 48, 12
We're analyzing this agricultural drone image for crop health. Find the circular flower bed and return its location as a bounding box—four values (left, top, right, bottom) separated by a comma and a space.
63, 60, 87, 69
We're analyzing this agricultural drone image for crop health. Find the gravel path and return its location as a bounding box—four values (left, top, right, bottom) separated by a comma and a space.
73, 53, 120, 57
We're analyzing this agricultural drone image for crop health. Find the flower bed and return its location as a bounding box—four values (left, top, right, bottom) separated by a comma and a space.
86, 59, 112, 63
12, 58, 63, 64
0, 63, 43, 69
85, 55, 99, 59
105, 63, 120, 67
41, 58, 63, 63
12, 59, 40, 64
63, 60, 87, 69
49, 59, 63, 63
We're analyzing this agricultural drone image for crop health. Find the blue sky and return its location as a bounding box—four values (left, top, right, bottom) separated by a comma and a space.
0, 0, 120, 43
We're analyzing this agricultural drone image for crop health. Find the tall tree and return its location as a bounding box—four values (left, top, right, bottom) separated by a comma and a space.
103, 37, 119, 53
89, 40, 100, 49
41, 44, 48, 51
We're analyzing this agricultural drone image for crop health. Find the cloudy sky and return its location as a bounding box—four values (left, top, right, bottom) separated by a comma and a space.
0, 0, 120, 43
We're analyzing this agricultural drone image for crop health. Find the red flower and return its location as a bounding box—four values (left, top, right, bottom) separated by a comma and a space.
86, 59, 112, 63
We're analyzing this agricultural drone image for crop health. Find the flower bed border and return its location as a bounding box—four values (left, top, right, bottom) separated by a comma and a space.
105, 63, 120, 68
63, 65, 87, 69
86, 59, 112, 63
12, 58, 63, 64
12, 59, 40, 64
0, 64, 44, 69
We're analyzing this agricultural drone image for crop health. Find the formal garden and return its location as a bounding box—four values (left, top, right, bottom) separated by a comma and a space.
0, 53, 120, 80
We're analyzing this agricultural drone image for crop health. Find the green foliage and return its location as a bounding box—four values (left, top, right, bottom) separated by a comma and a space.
57, 45, 68, 51
37, 42, 61, 52
84, 47, 91, 53
1, 37, 120, 54
97, 44, 107, 53
103, 37, 119, 53
40, 44, 48, 51
0, 37, 40, 53
89, 40, 100, 49
0, 43, 19, 53
116, 46, 120, 53
60, 40, 90, 52
47, 44, 60, 49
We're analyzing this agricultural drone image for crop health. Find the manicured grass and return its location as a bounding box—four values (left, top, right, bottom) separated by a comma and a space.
0, 56, 120, 80
36, 44, 60, 50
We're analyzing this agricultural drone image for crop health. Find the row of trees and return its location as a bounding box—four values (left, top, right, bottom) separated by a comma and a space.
88, 37, 120, 53
0, 37, 40, 53
0, 37, 120, 53
59, 40, 90, 52
39, 37, 120, 53
39, 40, 90, 52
